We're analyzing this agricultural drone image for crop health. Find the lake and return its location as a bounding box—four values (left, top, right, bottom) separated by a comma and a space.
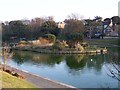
0, 47, 119, 88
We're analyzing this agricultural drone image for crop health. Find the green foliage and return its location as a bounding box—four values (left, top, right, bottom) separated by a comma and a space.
2, 20, 30, 42
45, 34, 56, 43
104, 18, 111, 25
111, 16, 120, 25
9, 21, 28, 38
59, 33, 83, 46
2, 18, 60, 42
19, 41, 27, 44
66, 32, 84, 43
41, 20, 60, 36
84, 17, 103, 38
60, 17, 84, 44
66, 55, 85, 70
52, 40, 66, 50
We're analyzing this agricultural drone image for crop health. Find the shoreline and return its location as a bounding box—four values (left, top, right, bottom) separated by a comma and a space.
12, 46, 107, 54
0, 64, 79, 89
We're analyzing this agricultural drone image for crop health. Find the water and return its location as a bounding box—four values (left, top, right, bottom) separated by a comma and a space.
0, 47, 119, 88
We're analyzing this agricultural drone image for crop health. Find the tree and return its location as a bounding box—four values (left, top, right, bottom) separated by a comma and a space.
84, 16, 103, 38
2, 23, 8, 41
45, 16, 54, 21
104, 18, 111, 25
30, 17, 46, 39
41, 20, 59, 35
111, 16, 120, 25
93, 16, 102, 21
64, 13, 84, 34
60, 14, 85, 46
64, 19, 84, 34
111, 16, 120, 31
67, 13, 81, 20
9, 20, 29, 39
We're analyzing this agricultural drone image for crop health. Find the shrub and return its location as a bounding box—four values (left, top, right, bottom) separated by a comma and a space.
52, 40, 66, 50
45, 34, 56, 43
19, 41, 26, 44
66, 32, 84, 42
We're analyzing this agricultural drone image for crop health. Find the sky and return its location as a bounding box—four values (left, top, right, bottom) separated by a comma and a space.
0, 0, 120, 22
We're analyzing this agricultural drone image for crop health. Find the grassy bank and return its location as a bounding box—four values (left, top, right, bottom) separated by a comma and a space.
0, 70, 36, 88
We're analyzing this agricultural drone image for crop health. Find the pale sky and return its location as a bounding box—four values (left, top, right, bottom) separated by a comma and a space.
0, 0, 119, 22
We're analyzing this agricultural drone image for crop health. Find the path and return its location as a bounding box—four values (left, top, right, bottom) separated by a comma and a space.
0, 64, 79, 90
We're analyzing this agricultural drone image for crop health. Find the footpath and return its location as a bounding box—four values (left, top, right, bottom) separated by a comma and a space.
0, 64, 79, 90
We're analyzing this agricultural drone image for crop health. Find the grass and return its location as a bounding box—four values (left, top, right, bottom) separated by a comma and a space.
84, 38, 119, 45
0, 70, 36, 88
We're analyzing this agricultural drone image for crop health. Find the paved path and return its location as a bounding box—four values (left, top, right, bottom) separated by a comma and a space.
1, 65, 79, 89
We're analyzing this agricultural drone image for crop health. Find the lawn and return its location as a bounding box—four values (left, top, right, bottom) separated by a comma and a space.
0, 70, 36, 88
84, 38, 119, 45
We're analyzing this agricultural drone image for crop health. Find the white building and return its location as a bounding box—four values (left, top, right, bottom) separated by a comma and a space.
58, 22, 65, 29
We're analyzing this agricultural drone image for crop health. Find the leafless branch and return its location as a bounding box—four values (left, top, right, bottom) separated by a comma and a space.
105, 61, 120, 81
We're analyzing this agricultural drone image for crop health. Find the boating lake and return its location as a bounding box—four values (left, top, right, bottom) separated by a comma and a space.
0, 47, 119, 88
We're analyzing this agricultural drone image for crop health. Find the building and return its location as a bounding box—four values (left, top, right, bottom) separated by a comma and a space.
103, 25, 119, 36
57, 22, 65, 29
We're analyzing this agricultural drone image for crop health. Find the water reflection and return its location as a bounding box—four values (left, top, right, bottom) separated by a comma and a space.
65, 54, 85, 70
13, 51, 65, 66
12, 48, 119, 73
12, 50, 109, 72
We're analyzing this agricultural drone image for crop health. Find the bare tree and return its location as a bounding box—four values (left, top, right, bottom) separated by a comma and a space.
67, 13, 78, 20
46, 16, 54, 21
105, 60, 120, 81
64, 13, 84, 34
67, 13, 83, 20
31, 17, 45, 27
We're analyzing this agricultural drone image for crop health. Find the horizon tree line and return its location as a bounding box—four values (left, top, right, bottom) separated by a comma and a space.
1, 14, 120, 43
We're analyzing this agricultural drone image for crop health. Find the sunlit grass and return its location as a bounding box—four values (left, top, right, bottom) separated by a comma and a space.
0, 70, 36, 88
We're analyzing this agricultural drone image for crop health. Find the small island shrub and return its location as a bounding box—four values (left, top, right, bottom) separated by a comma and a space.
45, 34, 56, 43
52, 40, 66, 50
19, 41, 26, 45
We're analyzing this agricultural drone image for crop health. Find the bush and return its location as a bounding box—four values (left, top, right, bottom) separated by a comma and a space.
19, 41, 26, 44
45, 34, 56, 43
69, 33, 83, 41
52, 40, 66, 50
